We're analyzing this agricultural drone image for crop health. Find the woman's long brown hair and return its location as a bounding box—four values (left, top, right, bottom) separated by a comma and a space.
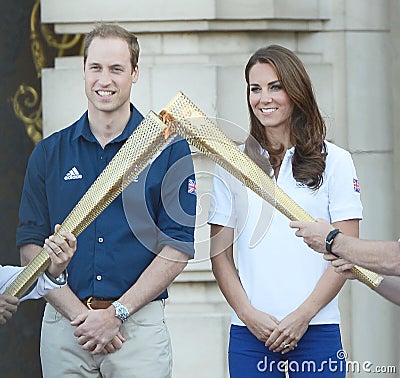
244, 45, 327, 190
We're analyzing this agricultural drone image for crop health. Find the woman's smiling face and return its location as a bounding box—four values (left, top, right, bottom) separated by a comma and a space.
248, 62, 294, 132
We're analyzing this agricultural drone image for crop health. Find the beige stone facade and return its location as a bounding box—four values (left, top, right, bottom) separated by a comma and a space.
40, 0, 400, 376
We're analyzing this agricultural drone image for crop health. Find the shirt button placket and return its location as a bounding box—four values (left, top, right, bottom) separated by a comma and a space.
94, 237, 104, 288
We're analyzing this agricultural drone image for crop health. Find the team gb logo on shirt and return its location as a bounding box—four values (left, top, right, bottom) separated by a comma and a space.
353, 178, 360, 193
187, 178, 197, 196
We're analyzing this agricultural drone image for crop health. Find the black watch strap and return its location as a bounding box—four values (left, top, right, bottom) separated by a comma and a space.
325, 229, 341, 255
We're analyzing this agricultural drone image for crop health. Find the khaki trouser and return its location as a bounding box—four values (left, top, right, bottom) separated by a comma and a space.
40, 300, 172, 378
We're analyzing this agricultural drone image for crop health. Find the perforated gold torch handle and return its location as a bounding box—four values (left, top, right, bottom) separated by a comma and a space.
163, 91, 383, 290
5, 111, 173, 298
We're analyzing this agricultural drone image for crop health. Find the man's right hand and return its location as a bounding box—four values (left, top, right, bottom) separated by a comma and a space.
0, 294, 19, 325
290, 218, 335, 253
45, 224, 77, 279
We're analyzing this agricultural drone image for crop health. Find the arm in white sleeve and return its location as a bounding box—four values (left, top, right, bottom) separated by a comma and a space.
0, 265, 67, 301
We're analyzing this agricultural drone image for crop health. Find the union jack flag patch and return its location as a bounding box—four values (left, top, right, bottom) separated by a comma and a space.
353, 178, 360, 193
187, 178, 197, 195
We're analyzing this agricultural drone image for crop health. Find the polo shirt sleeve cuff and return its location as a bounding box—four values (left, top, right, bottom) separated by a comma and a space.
208, 211, 236, 229
329, 206, 363, 224
158, 238, 195, 259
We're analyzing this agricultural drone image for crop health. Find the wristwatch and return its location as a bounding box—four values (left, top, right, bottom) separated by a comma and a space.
45, 270, 68, 285
112, 301, 130, 322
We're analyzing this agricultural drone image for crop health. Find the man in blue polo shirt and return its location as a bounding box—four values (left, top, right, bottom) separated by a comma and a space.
16, 23, 196, 378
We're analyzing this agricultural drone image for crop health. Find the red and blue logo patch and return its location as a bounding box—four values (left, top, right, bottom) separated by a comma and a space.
187, 178, 197, 195
353, 178, 360, 193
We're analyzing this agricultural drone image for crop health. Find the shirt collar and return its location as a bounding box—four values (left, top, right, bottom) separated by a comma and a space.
72, 104, 144, 143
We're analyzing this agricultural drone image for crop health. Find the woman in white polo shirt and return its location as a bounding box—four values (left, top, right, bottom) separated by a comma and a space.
0, 225, 76, 325
209, 45, 362, 377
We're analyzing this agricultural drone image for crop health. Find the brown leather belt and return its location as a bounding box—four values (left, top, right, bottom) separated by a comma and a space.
82, 296, 117, 310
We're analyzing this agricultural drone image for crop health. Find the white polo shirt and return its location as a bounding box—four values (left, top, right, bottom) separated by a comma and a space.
208, 141, 363, 325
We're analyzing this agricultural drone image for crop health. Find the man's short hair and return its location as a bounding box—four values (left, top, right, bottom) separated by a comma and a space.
83, 23, 140, 72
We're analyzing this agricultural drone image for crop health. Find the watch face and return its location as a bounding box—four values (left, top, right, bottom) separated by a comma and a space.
113, 301, 129, 321
55, 272, 67, 285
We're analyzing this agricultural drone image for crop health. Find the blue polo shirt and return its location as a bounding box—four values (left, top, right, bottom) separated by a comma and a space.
16, 105, 196, 300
